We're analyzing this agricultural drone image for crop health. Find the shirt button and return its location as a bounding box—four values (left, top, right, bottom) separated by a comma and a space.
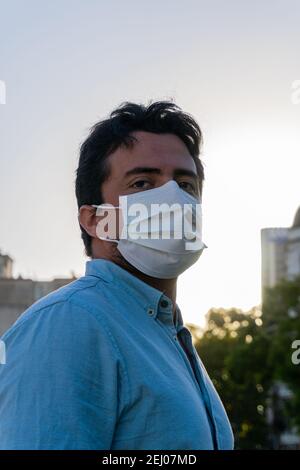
160, 299, 169, 308
147, 308, 155, 316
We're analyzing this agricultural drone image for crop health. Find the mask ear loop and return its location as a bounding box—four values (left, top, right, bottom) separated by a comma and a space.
91, 204, 121, 209
91, 204, 121, 243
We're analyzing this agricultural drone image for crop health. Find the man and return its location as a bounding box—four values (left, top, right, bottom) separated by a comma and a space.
0, 101, 234, 449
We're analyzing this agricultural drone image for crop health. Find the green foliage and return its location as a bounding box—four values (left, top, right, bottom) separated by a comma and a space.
264, 278, 300, 431
192, 276, 300, 449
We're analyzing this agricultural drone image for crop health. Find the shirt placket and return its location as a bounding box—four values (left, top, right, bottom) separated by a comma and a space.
155, 297, 219, 449
177, 326, 220, 450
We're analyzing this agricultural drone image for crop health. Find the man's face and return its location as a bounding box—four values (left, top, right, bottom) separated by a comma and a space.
101, 131, 200, 205
82, 130, 201, 263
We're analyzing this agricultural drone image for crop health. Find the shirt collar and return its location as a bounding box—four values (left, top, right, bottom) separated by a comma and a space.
85, 258, 184, 330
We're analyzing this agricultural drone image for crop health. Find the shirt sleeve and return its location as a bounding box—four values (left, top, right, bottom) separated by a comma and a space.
0, 300, 124, 449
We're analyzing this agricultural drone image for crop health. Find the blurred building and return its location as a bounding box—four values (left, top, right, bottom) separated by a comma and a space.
0, 250, 76, 336
261, 206, 300, 297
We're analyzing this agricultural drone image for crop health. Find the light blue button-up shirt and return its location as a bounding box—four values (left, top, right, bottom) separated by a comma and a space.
0, 259, 234, 450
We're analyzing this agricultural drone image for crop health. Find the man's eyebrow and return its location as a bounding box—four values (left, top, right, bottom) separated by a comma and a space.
173, 168, 198, 179
124, 166, 198, 179
125, 167, 162, 177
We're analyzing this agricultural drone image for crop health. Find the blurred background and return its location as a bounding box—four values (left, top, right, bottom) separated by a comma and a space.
0, 0, 300, 449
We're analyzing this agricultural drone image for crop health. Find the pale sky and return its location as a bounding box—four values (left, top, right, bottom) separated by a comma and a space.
1, 0, 300, 326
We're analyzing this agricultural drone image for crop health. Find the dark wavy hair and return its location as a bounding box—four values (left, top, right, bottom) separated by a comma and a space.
75, 100, 204, 257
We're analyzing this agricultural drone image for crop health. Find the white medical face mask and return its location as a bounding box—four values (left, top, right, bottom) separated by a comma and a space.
92, 180, 207, 279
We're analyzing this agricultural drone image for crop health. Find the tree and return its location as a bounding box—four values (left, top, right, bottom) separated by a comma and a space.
194, 307, 272, 449
192, 276, 300, 449
264, 277, 300, 433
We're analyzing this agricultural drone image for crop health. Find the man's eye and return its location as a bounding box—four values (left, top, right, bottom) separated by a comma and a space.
178, 181, 196, 193
131, 180, 151, 189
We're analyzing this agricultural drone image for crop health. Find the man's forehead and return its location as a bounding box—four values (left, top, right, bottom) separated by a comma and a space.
130, 130, 188, 151
108, 131, 196, 174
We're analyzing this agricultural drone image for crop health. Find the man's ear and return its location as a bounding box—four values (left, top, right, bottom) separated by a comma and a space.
78, 205, 98, 238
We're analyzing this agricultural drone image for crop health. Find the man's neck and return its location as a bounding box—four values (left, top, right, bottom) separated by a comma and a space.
136, 273, 177, 313
124, 267, 178, 322
119, 258, 177, 312
93, 250, 178, 320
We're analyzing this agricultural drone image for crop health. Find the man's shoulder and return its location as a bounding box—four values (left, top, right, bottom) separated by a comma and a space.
1, 274, 109, 342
